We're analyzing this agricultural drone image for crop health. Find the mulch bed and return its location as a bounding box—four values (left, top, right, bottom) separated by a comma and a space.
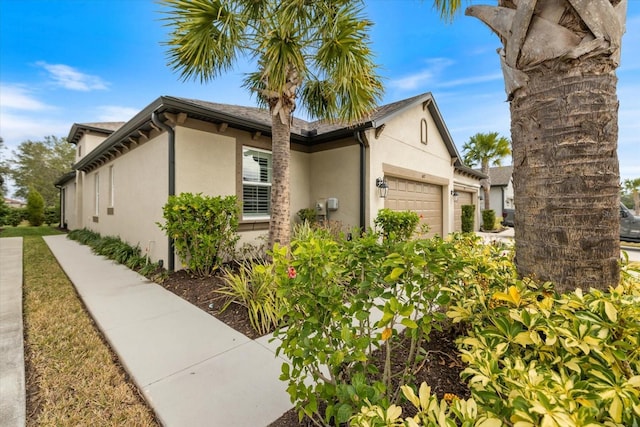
159, 270, 470, 426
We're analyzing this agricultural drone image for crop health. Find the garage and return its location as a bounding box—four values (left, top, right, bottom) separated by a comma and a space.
384, 176, 443, 237
454, 191, 474, 232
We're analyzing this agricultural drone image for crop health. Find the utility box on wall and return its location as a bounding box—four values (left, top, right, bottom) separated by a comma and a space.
327, 198, 338, 211
316, 200, 327, 216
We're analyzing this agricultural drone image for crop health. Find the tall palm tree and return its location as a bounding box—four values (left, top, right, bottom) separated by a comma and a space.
462, 132, 511, 211
440, 0, 627, 293
161, 0, 383, 248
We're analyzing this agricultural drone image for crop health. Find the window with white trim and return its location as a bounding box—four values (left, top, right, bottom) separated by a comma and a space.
94, 172, 100, 216
242, 147, 272, 218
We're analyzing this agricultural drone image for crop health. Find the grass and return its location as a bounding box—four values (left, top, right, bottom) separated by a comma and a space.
0, 225, 64, 238
16, 230, 158, 426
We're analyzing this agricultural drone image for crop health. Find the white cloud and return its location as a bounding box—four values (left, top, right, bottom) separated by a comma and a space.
0, 84, 51, 111
0, 112, 70, 149
36, 61, 108, 91
389, 58, 454, 91
437, 73, 504, 89
96, 105, 139, 122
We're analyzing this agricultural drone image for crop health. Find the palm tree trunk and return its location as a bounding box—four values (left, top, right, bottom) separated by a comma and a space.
511, 57, 620, 293
268, 112, 292, 248
481, 159, 491, 211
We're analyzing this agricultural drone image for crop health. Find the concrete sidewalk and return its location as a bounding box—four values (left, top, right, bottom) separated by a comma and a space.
0, 237, 25, 427
43, 235, 292, 427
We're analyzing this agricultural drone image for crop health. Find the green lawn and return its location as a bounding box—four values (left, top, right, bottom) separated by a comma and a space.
6, 227, 159, 426
0, 225, 64, 238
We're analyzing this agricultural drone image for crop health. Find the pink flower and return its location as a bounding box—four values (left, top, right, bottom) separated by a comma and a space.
287, 266, 297, 279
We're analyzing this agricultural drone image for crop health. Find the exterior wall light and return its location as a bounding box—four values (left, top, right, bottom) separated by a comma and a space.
451, 190, 459, 202
376, 177, 389, 198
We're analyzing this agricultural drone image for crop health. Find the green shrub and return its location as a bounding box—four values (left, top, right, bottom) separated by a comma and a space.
44, 206, 59, 226
461, 204, 475, 233
374, 208, 419, 242
481, 209, 495, 231
26, 188, 45, 226
159, 193, 240, 276
274, 231, 490, 426
297, 208, 317, 224
216, 261, 284, 335
352, 246, 640, 426
4, 208, 24, 227
0, 198, 9, 226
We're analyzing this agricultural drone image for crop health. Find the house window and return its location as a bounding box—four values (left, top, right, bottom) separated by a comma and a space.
242, 147, 272, 218
94, 172, 100, 217
108, 165, 115, 208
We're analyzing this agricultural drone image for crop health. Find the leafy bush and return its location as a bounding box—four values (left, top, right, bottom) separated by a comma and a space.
26, 188, 45, 226
351, 382, 500, 426
8, 208, 27, 226
44, 206, 59, 226
216, 261, 284, 335
444, 272, 640, 426
159, 193, 239, 276
461, 204, 475, 233
274, 231, 493, 426
0, 198, 9, 226
481, 209, 495, 231
374, 209, 420, 242
297, 208, 317, 224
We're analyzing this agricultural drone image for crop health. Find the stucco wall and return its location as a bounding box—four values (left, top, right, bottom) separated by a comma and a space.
175, 125, 236, 196
76, 132, 109, 163
61, 181, 76, 229
309, 143, 360, 231
79, 134, 170, 265
367, 104, 456, 232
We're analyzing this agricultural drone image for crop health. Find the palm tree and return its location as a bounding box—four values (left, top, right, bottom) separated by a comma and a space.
623, 178, 640, 213
448, 0, 626, 293
161, 0, 383, 248
462, 132, 511, 211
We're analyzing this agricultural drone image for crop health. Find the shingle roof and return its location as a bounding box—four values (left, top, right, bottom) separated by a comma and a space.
487, 165, 513, 186
67, 122, 125, 144
71, 92, 485, 180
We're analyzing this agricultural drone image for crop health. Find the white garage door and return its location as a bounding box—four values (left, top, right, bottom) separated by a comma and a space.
384, 176, 443, 237
454, 191, 473, 232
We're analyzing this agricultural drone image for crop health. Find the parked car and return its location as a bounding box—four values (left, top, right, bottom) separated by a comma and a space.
620, 203, 640, 242
501, 208, 515, 227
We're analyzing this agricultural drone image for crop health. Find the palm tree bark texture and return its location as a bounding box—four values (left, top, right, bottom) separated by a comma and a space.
467, 0, 626, 292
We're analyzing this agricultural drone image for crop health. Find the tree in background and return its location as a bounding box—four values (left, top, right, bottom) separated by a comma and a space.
462, 132, 511, 211
162, 0, 383, 248
26, 188, 45, 226
7, 136, 75, 207
0, 137, 9, 196
622, 178, 640, 213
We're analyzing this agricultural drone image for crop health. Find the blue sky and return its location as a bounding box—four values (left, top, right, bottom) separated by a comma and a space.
1, 0, 638, 196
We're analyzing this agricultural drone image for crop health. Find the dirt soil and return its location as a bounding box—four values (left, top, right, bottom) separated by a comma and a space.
160, 271, 470, 426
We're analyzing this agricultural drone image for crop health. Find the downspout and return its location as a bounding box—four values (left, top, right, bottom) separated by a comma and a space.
355, 131, 366, 232
151, 109, 176, 271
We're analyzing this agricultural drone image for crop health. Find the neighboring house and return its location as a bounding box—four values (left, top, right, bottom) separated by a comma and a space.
56, 92, 485, 270
4, 198, 26, 208
485, 165, 514, 218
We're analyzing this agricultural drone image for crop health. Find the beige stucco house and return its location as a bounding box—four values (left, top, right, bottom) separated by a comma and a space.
485, 165, 514, 219
56, 92, 485, 270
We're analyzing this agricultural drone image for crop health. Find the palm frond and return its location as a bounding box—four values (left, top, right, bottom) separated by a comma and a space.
161, 0, 247, 82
